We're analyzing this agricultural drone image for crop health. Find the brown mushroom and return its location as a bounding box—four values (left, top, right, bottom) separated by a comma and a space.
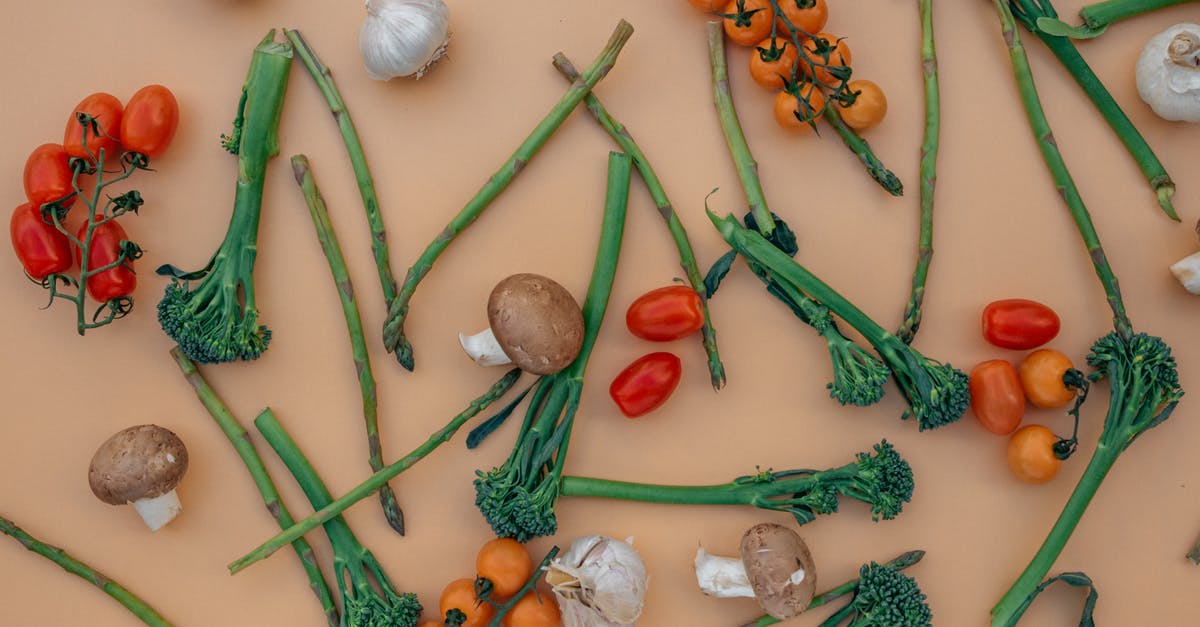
88, 424, 189, 531
695, 523, 817, 620
458, 273, 585, 375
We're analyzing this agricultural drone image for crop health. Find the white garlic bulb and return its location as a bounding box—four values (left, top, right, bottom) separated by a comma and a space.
358, 0, 450, 80
1135, 23, 1200, 122
546, 535, 648, 627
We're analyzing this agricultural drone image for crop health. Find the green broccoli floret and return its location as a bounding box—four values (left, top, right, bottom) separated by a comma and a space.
838, 561, 933, 626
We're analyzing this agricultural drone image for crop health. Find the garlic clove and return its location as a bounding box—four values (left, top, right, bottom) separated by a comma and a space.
1170, 251, 1200, 294
359, 0, 451, 81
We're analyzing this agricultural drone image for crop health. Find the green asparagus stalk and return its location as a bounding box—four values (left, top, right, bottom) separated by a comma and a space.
0, 514, 174, 626
1038, 0, 1195, 38
896, 0, 941, 344
822, 105, 903, 196
1011, 0, 1178, 220
550, 53, 726, 391
169, 346, 339, 626
708, 20, 776, 237
381, 20, 635, 370
284, 29, 400, 305
291, 154, 405, 535
228, 368, 522, 572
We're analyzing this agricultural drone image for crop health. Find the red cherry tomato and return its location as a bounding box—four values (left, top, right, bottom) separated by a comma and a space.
120, 85, 179, 158
11, 202, 72, 279
981, 299, 1060, 350
969, 360, 1026, 435
76, 220, 137, 302
626, 286, 705, 341
23, 144, 76, 209
609, 352, 683, 418
64, 93, 123, 159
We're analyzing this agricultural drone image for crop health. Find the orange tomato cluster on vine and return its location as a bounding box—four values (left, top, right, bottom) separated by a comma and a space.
428, 538, 562, 627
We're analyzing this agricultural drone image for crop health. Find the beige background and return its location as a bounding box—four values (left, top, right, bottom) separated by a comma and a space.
2, 1, 1200, 625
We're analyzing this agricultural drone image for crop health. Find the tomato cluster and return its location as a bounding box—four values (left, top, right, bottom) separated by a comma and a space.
969, 299, 1081, 484
10, 86, 178, 333
691, 0, 888, 134
608, 286, 705, 417
429, 538, 561, 627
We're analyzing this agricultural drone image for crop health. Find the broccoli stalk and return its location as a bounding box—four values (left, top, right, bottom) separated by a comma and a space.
254, 408, 422, 627
560, 440, 914, 526
988, 2, 1183, 624
156, 30, 291, 363
473, 152, 632, 541
709, 212, 969, 430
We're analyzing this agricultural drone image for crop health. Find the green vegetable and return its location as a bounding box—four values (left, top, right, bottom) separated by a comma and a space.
816, 561, 932, 627
560, 440, 913, 525
1035, 0, 1193, 39
822, 105, 903, 197
380, 20, 635, 370
474, 152, 632, 541
170, 346, 339, 626
0, 514, 174, 626
255, 408, 423, 627
709, 212, 969, 430
987, 1, 1183, 623
291, 154, 405, 535
156, 30, 292, 363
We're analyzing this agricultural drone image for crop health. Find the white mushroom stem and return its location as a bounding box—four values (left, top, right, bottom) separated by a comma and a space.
458, 327, 513, 367
694, 547, 808, 598
1171, 252, 1200, 295
131, 490, 182, 532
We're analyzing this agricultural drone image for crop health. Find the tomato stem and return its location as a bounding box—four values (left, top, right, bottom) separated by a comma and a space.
291, 155, 405, 536
551, 53, 727, 391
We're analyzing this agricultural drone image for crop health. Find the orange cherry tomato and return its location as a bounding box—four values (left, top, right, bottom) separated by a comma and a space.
76, 220, 137, 302
1007, 425, 1061, 484
749, 38, 800, 90
837, 80, 887, 131
800, 33, 851, 86
477, 538, 533, 599
502, 591, 562, 627
11, 202, 73, 279
440, 578, 495, 627
688, 0, 728, 11
969, 360, 1026, 435
120, 85, 179, 159
723, 0, 774, 46
775, 0, 828, 36
1019, 349, 1077, 409
23, 143, 76, 209
626, 285, 705, 341
773, 83, 825, 133
610, 352, 683, 418
63, 93, 123, 159
982, 298, 1060, 350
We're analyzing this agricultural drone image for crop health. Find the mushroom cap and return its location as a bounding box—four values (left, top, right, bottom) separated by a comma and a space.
740, 522, 817, 620
487, 273, 585, 375
89, 424, 189, 505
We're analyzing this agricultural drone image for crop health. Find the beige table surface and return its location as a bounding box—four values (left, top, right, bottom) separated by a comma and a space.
3, 1, 1200, 625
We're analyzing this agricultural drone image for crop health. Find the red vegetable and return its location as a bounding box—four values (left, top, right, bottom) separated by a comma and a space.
981, 298, 1060, 350
120, 85, 179, 158
626, 285, 705, 341
609, 352, 683, 418
10, 202, 72, 279
76, 221, 136, 302
63, 92, 123, 159
23, 143, 76, 209
969, 360, 1025, 435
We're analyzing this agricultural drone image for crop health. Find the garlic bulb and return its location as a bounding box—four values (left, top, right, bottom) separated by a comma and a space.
546, 535, 648, 627
1135, 23, 1200, 122
358, 0, 450, 80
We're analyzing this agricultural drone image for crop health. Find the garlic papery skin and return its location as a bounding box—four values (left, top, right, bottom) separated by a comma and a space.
694, 547, 755, 598
547, 535, 648, 627
1170, 251, 1200, 294
1136, 23, 1200, 122
359, 0, 450, 81
458, 328, 513, 367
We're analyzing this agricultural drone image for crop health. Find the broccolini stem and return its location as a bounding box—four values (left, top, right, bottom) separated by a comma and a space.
228, 368, 522, 573
560, 463, 854, 506
822, 105, 904, 196
896, 0, 940, 345
168, 347, 339, 626
551, 53, 727, 391
291, 155, 405, 536
284, 29, 400, 303
1079, 0, 1194, 32
1011, 0, 1178, 220
990, 443, 1119, 625
987, 0, 1133, 340
0, 514, 174, 627
380, 20, 635, 370
708, 20, 776, 237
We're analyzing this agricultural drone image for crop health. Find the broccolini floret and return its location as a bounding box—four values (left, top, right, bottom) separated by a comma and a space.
834, 561, 933, 627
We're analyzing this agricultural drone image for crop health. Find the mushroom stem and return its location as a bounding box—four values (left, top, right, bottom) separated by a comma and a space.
1170, 251, 1200, 294
132, 490, 182, 532
695, 547, 756, 598
458, 328, 513, 367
